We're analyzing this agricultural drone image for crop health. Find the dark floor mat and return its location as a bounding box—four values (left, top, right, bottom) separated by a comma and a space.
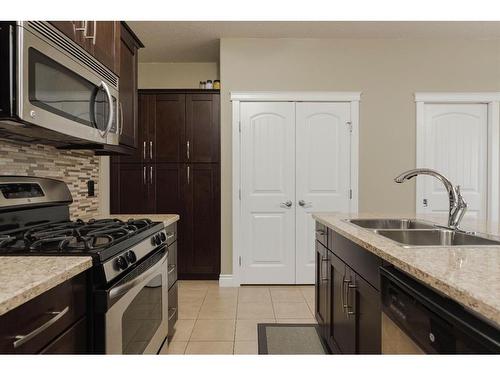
257, 323, 329, 354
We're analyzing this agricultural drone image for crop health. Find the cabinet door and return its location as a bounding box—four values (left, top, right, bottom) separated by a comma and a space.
330, 254, 356, 354
315, 241, 330, 338
117, 94, 151, 163
180, 163, 220, 278
185, 94, 220, 163
118, 23, 138, 148
353, 274, 381, 354
155, 163, 185, 215
85, 21, 120, 74
154, 94, 186, 163
114, 164, 151, 214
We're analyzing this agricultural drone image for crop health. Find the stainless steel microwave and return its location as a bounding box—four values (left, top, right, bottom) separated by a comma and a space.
0, 21, 120, 146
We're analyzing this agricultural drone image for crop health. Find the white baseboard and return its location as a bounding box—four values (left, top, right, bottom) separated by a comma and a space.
218, 274, 237, 287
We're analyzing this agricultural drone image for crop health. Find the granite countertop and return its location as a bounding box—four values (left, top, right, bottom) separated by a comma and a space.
313, 212, 500, 327
93, 214, 180, 227
0, 257, 92, 316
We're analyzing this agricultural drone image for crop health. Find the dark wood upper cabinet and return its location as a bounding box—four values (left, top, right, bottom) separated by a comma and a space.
154, 94, 186, 163
186, 94, 220, 163
50, 21, 121, 75
118, 23, 142, 149
88, 21, 120, 74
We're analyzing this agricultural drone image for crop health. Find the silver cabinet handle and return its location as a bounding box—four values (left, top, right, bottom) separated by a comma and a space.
186, 140, 190, 160
13, 306, 69, 349
342, 276, 349, 310
149, 166, 153, 185
347, 283, 357, 316
119, 102, 124, 135
84, 20, 96, 45
168, 307, 177, 321
143, 166, 146, 185
166, 232, 175, 241
298, 200, 312, 208
143, 141, 146, 160
74, 21, 87, 34
187, 165, 190, 184
149, 141, 153, 160
316, 229, 326, 236
280, 200, 293, 208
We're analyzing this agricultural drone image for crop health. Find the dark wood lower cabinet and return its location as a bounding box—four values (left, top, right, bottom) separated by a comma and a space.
315, 228, 382, 354
180, 163, 220, 279
0, 273, 88, 354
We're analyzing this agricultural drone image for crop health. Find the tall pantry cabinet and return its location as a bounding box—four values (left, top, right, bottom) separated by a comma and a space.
110, 89, 221, 279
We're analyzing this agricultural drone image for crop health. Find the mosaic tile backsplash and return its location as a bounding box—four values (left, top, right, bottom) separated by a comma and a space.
0, 140, 100, 218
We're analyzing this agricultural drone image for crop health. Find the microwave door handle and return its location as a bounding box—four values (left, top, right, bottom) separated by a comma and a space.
96, 81, 114, 138
108, 249, 168, 301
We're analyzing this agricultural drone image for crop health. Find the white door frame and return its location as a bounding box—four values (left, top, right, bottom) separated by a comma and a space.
415, 92, 500, 223
228, 91, 361, 287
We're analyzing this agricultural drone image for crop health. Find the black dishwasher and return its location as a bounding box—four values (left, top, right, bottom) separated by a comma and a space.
380, 266, 500, 354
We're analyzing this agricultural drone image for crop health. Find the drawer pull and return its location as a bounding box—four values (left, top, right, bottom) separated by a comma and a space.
168, 264, 177, 275
13, 306, 69, 349
166, 232, 175, 241
168, 307, 177, 321
316, 229, 326, 236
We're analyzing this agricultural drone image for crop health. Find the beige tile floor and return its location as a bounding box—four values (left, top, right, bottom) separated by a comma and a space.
159, 280, 316, 355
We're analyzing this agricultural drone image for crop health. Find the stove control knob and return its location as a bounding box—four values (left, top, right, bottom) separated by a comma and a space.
126, 251, 137, 264
160, 232, 167, 242
115, 256, 129, 270
155, 234, 162, 245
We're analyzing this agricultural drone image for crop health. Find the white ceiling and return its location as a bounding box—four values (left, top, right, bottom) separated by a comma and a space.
127, 21, 500, 63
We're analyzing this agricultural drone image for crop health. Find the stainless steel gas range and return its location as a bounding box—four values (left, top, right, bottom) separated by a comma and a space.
0, 176, 174, 354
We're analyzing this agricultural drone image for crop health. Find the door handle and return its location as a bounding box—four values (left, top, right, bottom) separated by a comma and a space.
143, 141, 146, 160
187, 165, 190, 185
298, 200, 312, 208
280, 200, 293, 208
143, 166, 146, 185
149, 166, 153, 185
186, 140, 190, 160
149, 141, 153, 160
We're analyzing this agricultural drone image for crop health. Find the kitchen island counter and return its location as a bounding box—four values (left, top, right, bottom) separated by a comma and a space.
313, 213, 500, 327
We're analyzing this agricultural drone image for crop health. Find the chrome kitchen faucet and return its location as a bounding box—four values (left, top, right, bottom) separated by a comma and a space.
394, 168, 468, 230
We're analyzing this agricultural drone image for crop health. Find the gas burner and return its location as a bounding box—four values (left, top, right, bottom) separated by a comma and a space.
0, 217, 157, 254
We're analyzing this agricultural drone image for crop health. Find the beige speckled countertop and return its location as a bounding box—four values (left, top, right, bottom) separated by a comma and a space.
313, 212, 500, 327
0, 257, 92, 316
92, 214, 180, 227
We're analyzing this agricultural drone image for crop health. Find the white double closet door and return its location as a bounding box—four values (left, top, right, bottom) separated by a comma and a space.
240, 101, 352, 285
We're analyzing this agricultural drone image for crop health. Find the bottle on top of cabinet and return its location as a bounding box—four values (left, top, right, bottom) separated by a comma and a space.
206, 80, 213, 89
213, 80, 220, 89
199, 81, 206, 89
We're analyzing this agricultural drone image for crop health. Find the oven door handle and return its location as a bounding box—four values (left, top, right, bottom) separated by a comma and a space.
108, 250, 168, 301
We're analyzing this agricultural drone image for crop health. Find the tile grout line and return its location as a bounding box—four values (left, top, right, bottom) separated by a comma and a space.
184, 285, 209, 354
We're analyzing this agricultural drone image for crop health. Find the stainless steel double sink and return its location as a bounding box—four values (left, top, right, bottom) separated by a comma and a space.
345, 218, 500, 248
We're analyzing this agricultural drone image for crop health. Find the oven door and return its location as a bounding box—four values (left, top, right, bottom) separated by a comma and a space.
103, 247, 169, 354
17, 22, 119, 145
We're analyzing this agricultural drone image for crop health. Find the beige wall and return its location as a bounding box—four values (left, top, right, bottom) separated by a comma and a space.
219, 38, 500, 274
138, 62, 219, 89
